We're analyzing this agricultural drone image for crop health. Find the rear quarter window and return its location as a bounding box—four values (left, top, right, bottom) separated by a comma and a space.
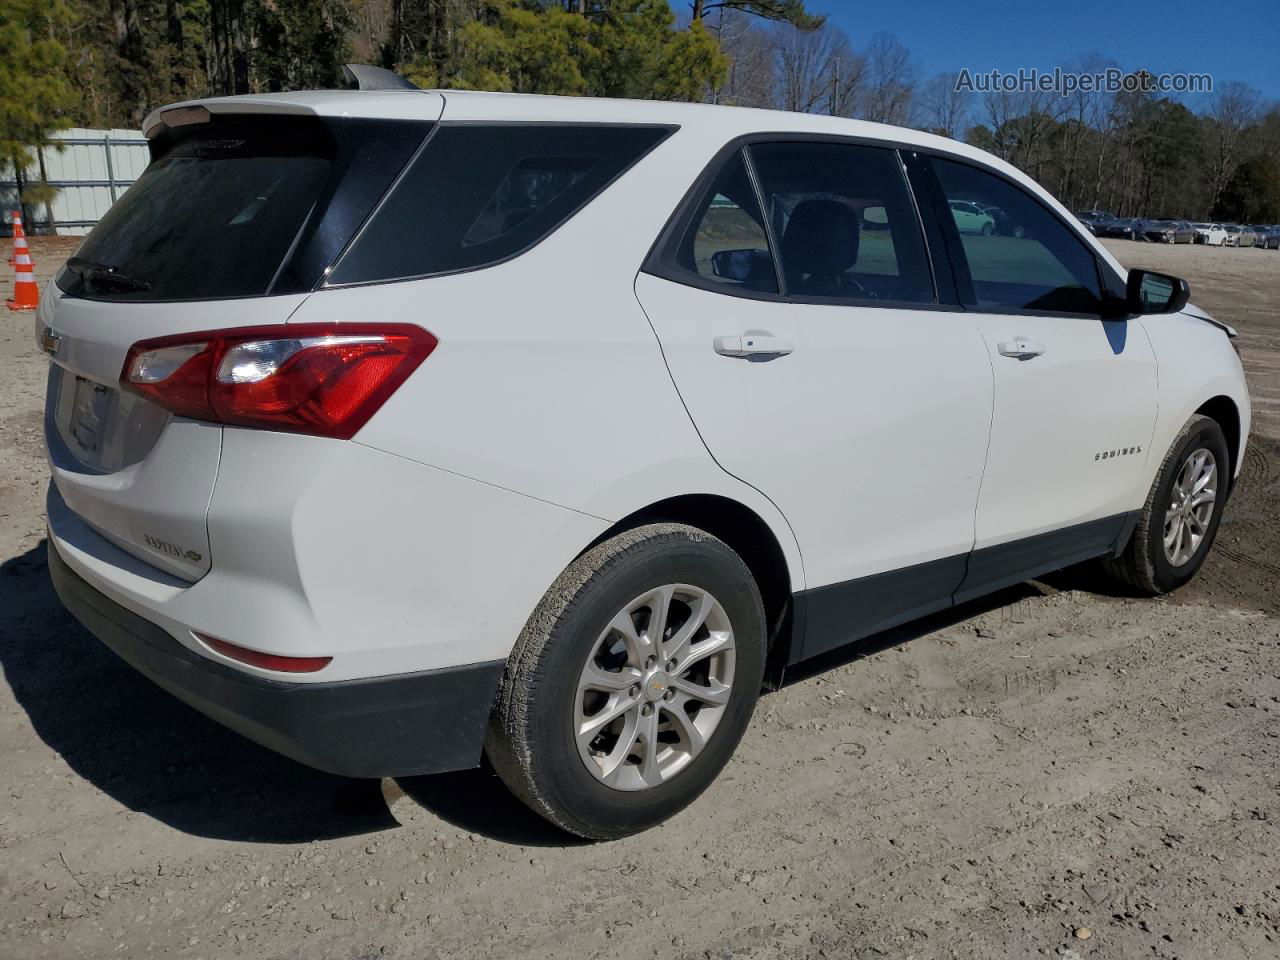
327, 124, 673, 285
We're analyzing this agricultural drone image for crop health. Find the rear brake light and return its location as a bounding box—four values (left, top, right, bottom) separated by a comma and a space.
120, 323, 436, 439
196, 633, 333, 673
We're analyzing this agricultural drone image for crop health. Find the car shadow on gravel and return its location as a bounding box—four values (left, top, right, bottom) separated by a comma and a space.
0, 541, 400, 843
0, 538, 1090, 848
395, 768, 589, 847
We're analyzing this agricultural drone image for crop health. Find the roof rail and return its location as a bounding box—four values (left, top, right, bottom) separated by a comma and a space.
341, 64, 419, 92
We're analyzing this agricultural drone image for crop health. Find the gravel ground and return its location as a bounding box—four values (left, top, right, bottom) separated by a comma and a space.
1, 236, 1277, 960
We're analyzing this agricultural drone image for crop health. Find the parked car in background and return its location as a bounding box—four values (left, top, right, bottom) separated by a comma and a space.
1250, 225, 1279, 250
41, 82, 1252, 839
979, 203, 1026, 238
1234, 225, 1258, 248
1074, 210, 1114, 234
948, 199, 996, 234
1194, 223, 1227, 246
1223, 224, 1242, 247
1147, 220, 1194, 243
1099, 216, 1147, 240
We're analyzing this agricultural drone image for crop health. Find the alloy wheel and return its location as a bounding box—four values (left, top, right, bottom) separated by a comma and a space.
573, 584, 735, 791
1164, 447, 1218, 567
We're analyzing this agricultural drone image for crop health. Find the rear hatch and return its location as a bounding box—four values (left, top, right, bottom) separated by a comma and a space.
44, 100, 440, 580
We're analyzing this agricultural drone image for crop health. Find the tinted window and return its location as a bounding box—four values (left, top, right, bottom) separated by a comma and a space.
673, 150, 778, 294
66, 121, 330, 301
748, 141, 934, 303
932, 157, 1103, 314
57, 116, 427, 302
330, 124, 671, 285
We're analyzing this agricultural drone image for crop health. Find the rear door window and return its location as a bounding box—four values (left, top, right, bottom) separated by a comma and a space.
327, 124, 673, 285
747, 141, 935, 304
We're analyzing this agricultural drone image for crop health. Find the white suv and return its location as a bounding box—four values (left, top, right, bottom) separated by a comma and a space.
39, 79, 1249, 839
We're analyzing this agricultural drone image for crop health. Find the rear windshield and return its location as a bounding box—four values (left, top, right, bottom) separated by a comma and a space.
57, 115, 429, 302
327, 123, 673, 285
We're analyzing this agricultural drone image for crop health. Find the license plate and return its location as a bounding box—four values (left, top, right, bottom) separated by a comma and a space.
68, 376, 114, 457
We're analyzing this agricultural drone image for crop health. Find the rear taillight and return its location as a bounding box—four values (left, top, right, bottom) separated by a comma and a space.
121, 323, 437, 439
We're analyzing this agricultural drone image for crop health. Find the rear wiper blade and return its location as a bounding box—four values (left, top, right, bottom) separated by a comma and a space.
66, 256, 152, 292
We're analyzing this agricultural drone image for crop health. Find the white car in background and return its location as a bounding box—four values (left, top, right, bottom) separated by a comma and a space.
38, 70, 1251, 839
1194, 222, 1226, 246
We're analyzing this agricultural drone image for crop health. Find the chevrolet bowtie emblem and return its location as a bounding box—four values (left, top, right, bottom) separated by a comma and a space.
38, 326, 62, 357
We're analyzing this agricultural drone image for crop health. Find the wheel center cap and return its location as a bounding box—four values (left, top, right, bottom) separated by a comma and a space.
644, 671, 671, 702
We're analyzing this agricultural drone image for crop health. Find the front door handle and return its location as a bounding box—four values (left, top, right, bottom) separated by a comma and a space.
714, 335, 794, 358
997, 337, 1046, 360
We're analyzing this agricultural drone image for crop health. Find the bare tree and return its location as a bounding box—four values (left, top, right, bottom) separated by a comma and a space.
1205, 82, 1263, 212
772, 22, 861, 115
691, 0, 825, 30
861, 32, 915, 125
712, 9, 776, 107
979, 86, 1068, 181
1057, 53, 1114, 208
1076, 57, 1121, 210
825, 38, 866, 118
350, 0, 393, 63
773, 25, 826, 112
918, 71, 969, 137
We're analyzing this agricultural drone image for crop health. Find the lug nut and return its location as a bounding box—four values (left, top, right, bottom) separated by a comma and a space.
663, 688, 675, 701
641, 703, 653, 717
666, 659, 677, 672
644, 656, 656, 669
629, 684, 641, 699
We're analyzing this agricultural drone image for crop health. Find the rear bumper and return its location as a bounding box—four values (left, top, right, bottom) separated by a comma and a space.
48, 538, 505, 778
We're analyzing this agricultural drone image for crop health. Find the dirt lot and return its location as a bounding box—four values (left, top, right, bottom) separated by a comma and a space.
1, 237, 1277, 960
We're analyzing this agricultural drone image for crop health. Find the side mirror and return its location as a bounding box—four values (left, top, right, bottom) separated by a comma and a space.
710, 248, 769, 283
1126, 268, 1189, 315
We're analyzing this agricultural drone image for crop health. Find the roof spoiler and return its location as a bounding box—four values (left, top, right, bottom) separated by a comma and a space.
341, 64, 419, 91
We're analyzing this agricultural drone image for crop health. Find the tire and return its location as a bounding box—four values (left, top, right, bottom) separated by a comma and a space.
980, 222, 994, 236
486, 523, 766, 840
1102, 414, 1231, 594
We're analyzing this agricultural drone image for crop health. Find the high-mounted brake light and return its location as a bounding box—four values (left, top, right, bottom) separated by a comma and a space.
144, 105, 211, 139
121, 323, 437, 439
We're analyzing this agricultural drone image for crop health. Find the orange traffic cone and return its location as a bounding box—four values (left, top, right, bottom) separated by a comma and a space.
7, 209, 21, 263
7, 210, 39, 310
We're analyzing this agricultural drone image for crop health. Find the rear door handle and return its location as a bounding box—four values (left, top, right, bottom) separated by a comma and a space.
997, 337, 1046, 360
714, 335, 794, 358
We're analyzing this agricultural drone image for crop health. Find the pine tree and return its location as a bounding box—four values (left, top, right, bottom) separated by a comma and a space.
0, 0, 76, 227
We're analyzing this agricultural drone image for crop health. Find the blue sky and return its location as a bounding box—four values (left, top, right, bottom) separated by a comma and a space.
812, 0, 1280, 102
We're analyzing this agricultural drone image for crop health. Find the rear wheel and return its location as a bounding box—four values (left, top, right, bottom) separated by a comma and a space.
1102, 414, 1231, 594
486, 523, 766, 840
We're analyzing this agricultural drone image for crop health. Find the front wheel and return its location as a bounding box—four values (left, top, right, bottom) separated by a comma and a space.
1102, 414, 1231, 594
486, 523, 766, 840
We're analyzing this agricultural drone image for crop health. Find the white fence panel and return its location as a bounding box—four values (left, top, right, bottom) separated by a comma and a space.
1, 127, 149, 236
